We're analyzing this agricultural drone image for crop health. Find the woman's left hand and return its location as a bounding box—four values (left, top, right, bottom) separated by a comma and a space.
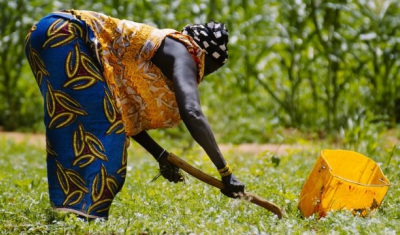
158, 153, 185, 183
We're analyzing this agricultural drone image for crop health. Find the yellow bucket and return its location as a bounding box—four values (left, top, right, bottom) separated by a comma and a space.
298, 149, 390, 218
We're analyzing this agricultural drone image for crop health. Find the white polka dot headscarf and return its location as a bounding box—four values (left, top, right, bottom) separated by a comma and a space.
182, 20, 229, 65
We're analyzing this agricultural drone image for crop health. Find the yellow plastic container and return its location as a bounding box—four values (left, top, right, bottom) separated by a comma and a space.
298, 149, 390, 218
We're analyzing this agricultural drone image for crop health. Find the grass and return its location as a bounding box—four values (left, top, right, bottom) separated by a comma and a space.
0, 134, 399, 234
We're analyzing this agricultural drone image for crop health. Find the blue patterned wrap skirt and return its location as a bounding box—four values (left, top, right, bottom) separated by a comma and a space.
24, 13, 129, 219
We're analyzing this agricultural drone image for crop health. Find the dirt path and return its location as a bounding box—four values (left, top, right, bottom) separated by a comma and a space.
1, 131, 46, 146
0, 131, 304, 155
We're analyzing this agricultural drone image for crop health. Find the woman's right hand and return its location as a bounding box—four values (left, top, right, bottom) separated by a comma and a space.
220, 173, 245, 198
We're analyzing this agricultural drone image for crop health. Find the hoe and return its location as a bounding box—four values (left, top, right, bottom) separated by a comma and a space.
167, 153, 283, 219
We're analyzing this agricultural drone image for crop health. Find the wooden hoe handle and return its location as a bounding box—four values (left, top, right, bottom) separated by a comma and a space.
167, 153, 283, 219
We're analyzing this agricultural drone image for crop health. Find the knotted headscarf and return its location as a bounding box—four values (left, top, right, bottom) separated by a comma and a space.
182, 20, 229, 65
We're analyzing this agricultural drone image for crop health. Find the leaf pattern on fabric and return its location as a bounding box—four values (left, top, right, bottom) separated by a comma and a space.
55, 160, 89, 206
72, 123, 108, 168
103, 88, 124, 135
46, 139, 58, 158
26, 43, 50, 85
43, 19, 84, 49
25, 13, 128, 218
88, 165, 120, 214
63, 43, 104, 90
46, 82, 88, 129
116, 137, 129, 178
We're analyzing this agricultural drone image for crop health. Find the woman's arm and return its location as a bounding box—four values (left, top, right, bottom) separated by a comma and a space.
151, 37, 244, 197
131, 131, 165, 160
151, 37, 226, 169
150, 37, 244, 197
132, 131, 184, 183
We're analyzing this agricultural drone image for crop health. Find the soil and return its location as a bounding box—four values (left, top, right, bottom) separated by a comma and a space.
0, 131, 303, 155
1, 131, 46, 146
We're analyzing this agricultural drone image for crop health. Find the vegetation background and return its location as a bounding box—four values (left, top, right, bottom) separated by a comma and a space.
1, 0, 400, 143
0, 0, 399, 234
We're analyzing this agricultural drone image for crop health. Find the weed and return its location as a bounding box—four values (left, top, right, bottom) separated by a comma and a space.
0, 136, 399, 234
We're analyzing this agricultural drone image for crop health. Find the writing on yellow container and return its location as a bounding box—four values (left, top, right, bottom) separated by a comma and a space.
298, 149, 390, 218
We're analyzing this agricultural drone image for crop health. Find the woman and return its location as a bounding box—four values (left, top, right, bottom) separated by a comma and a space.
25, 10, 244, 219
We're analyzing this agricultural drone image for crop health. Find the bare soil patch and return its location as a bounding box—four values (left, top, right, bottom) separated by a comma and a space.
1, 131, 46, 146
0, 131, 302, 155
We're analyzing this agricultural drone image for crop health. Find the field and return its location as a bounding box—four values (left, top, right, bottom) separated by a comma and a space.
0, 132, 399, 234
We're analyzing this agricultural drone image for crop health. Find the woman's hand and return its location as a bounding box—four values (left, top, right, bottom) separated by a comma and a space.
157, 152, 185, 183
220, 173, 245, 198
